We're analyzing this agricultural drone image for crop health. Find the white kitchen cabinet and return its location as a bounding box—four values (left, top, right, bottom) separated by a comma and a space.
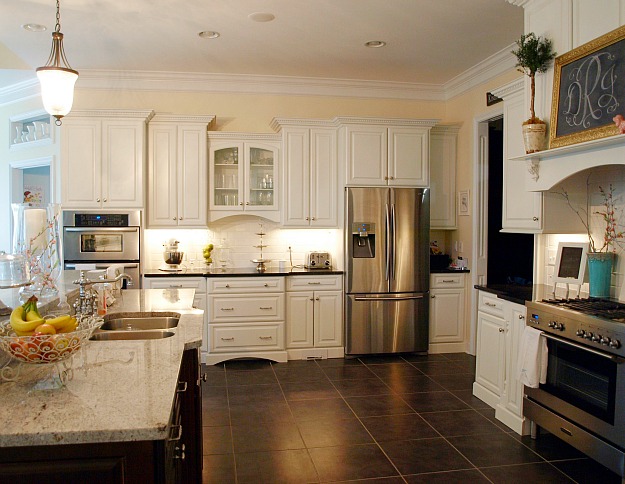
205, 276, 287, 364
208, 133, 281, 222
430, 125, 459, 229
276, 123, 338, 227
338, 118, 437, 187
61, 110, 153, 209
494, 80, 585, 234
429, 273, 466, 353
285, 274, 344, 359
147, 114, 215, 228
473, 289, 530, 435
142, 276, 209, 361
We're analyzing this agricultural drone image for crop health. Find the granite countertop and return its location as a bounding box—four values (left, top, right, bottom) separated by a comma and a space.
0, 288, 203, 448
144, 267, 344, 277
474, 283, 574, 305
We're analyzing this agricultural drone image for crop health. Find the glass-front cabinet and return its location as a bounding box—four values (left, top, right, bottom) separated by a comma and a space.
209, 136, 280, 222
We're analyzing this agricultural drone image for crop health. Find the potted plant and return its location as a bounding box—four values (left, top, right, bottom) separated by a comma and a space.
512, 32, 556, 153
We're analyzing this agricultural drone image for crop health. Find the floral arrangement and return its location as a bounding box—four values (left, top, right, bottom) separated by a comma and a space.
558, 178, 625, 253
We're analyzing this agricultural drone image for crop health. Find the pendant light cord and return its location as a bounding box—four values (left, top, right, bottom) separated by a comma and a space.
55, 0, 61, 33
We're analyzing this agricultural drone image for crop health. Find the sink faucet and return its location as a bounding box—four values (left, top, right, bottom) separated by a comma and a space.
72, 270, 134, 316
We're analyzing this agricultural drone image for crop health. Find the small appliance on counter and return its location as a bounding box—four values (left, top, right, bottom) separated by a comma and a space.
162, 239, 184, 272
305, 252, 332, 269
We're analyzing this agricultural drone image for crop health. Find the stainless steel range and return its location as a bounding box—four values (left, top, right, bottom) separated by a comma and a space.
524, 298, 625, 480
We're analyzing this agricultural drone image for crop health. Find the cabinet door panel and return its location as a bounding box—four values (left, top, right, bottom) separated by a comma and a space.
314, 290, 343, 347
345, 126, 387, 185
475, 311, 505, 397
178, 126, 207, 226
103, 121, 143, 207
430, 127, 457, 229
310, 128, 338, 227
505, 306, 527, 416
286, 292, 314, 348
148, 126, 178, 226
389, 127, 428, 186
283, 129, 310, 226
429, 289, 464, 343
61, 120, 101, 208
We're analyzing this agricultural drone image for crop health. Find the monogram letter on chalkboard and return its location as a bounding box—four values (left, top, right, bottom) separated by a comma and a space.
550, 25, 624, 149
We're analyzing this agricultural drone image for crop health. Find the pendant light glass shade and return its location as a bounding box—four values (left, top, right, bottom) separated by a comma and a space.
36, 2, 78, 125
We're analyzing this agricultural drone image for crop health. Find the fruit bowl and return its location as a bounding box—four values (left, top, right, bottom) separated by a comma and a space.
0, 315, 103, 364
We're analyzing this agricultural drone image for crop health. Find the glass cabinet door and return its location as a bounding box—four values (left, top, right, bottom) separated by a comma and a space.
247, 146, 277, 210
212, 146, 241, 209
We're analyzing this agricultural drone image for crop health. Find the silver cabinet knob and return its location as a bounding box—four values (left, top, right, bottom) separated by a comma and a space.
518, 314, 525, 320
225, 284, 230, 288
384, 176, 389, 180
312, 217, 316, 221
179, 216, 183, 220
533, 217, 539, 221
96, 198, 101, 202
246, 202, 250, 205
498, 327, 505, 333
173, 217, 177, 220
431, 295, 436, 299
103, 198, 107, 202
315, 297, 320, 301
389, 176, 394, 180
239, 202, 243, 205
305, 217, 310, 221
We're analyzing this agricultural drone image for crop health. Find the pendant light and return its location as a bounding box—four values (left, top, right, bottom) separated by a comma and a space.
36, 0, 78, 126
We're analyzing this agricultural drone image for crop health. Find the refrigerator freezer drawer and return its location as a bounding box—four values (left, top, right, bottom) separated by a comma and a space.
345, 293, 428, 355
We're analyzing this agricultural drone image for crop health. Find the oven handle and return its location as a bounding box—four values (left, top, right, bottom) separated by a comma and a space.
542, 333, 624, 363
64, 227, 139, 233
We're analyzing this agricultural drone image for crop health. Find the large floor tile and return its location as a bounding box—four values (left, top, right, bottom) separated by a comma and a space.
408, 360, 468, 376
229, 401, 294, 426
427, 372, 476, 391
450, 390, 492, 409
309, 443, 398, 481
447, 432, 544, 467
297, 417, 373, 447
420, 409, 503, 437
202, 405, 230, 427
380, 438, 473, 474
404, 469, 490, 483
401, 353, 450, 363
273, 365, 328, 383
332, 378, 392, 397
226, 369, 278, 385
360, 413, 438, 442
202, 425, 232, 455
235, 449, 319, 484
202, 453, 236, 483
358, 354, 409, 365
344, 394, 414, 417
281, 379, 341, 400
232, 420, 305, 453
551, 458, 622, 483
383, 374, 445, 394
512, 432, 585, 461
227, 383, 285, 405
367, 362, 424, 379
289, 397, 356, 422
402, 390, 470, 412
480, 462, 574, 483
321, 365, 376, 380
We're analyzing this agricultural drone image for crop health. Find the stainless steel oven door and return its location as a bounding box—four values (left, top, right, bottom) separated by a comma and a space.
525, 334, 625, 448
64, 262, 139, 289
63, 227, 140, 262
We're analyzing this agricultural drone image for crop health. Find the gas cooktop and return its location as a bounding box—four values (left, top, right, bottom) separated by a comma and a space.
540, 298, 625, 322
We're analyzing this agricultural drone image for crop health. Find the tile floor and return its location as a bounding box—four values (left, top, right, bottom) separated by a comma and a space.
201, 353, 621, 483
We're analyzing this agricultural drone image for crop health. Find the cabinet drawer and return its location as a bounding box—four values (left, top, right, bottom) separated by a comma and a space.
209, 294, 285, 322
478, 291, 505, 318
430, 274, 464, 289
207, 277, 285, 293
286, 274, 343, 291
144, 277, 206, 292
211, 323, 284, 351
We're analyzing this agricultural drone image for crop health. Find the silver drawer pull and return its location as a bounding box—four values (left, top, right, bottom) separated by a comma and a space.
225, 284, 230, 288
259, 306, 273, 310
308, 282, 321, 285
264, 283, 268, 287
484, 302, 497, 307
177, 381, 188, 393
169, 424, 182, 441
220, 307, 235, 311
259, 336, 273, 340
221, 337, 235, 341
442, 279, 454, 283
169, 285, 183, 288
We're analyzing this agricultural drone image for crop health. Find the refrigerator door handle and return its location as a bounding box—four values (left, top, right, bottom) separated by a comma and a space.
385, 203, 391, 281
390, 203, 396, 281
354, 295, 425, 301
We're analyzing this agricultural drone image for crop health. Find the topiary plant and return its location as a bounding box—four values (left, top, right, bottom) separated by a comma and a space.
512, 33, 556, 124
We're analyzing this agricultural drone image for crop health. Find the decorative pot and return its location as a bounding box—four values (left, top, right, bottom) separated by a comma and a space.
522, 123, 547, 154
587, 252, 613, 298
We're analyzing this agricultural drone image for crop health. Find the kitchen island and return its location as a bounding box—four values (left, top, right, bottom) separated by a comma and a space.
0, 288, 204, 483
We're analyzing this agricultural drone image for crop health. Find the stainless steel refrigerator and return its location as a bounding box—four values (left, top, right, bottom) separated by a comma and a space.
345, 187, 430, 355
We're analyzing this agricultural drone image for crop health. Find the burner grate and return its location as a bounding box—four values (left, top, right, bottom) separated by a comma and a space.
542, 298, 625, 320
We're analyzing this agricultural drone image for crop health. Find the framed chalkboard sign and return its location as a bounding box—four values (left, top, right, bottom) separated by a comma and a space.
549, 25, 625, 149
553, 241, 589, 287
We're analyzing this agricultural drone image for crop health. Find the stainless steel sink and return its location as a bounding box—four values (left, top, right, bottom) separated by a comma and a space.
90, 330, 176, 341
100, 316, 180, 331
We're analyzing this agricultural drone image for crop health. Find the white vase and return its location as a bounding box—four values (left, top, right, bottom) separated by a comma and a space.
26, 125, 35, 142
522, 123, 547, 154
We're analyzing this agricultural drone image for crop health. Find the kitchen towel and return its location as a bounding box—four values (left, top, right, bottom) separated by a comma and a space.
517, 326, 548, 388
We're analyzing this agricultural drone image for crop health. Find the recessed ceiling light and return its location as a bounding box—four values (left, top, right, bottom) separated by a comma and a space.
22, 23, 47, 32
198, 31, 220, 39
365, 40, 386, 48
248, 12, 275, 22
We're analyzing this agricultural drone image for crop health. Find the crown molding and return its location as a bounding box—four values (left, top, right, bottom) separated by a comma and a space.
431, 124, 462, 135
150, 113, 216, 127
66, 109, 156, 121
444, 43, 518, 100
491, 77, 524, 100
0, 77, 39, 106
207, 131, 282, 141
334, 116, 440, 127
270, 118, 340, 131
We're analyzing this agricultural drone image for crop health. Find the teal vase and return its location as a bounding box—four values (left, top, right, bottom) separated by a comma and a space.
587, 252, 613, 298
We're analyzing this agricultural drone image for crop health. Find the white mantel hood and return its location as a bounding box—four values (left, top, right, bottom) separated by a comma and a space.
513, 135, 625, 191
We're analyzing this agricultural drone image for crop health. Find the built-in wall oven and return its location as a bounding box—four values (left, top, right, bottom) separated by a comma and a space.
524, 299, 625, 478
62, 210, 141, 287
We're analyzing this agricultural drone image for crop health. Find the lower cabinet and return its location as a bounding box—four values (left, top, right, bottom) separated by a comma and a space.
206, 276, 287, 364
0, 348, 203, 484
473, 289, 530, 435
286, 274, 344, 359
428, 273, 466, 353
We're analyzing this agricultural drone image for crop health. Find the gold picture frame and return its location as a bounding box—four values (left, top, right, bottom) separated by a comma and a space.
549, 25, 625, 149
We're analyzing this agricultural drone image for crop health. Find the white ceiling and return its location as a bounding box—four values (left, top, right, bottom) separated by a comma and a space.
0, 0, 523, 90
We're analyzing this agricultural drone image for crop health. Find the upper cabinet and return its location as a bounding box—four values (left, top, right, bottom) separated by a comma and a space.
60, 109, 154, 209
271, 119, 338, 228
147, 114, 215, 228
430, 125, 460, 230
208, 133, 281, 222
337, 117, 438, 187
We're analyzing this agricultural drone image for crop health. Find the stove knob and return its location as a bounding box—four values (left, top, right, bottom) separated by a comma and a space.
576, 329, 586, 338
585, 332, 594, 340
600, 336, 611, 346
548, 321, 556, 328
591, 334, 601, 343
556, 323, 565, 331
610, 339, 621, 349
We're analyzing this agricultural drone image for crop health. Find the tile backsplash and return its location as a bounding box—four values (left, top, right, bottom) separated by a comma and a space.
144, 216, 342, 271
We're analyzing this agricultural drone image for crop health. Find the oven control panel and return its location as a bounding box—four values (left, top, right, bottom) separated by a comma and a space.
576, 323, 622, 350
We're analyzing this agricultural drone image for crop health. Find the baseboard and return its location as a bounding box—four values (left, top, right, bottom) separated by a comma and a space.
428, 342, 469, 354
472, 382, 500, 409
287, 347, 345, 360
204, 350, 288, 365
496, 404, 531, 435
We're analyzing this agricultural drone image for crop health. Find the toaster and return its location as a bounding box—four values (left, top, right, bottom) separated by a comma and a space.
305, 252, 332, 269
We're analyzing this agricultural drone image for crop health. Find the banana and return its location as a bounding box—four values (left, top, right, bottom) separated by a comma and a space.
14, 328, 35, 337
10, 306, 44, 333
45, 314, 71, 330
57, 317, 78, 333
24, 296, 42, 321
